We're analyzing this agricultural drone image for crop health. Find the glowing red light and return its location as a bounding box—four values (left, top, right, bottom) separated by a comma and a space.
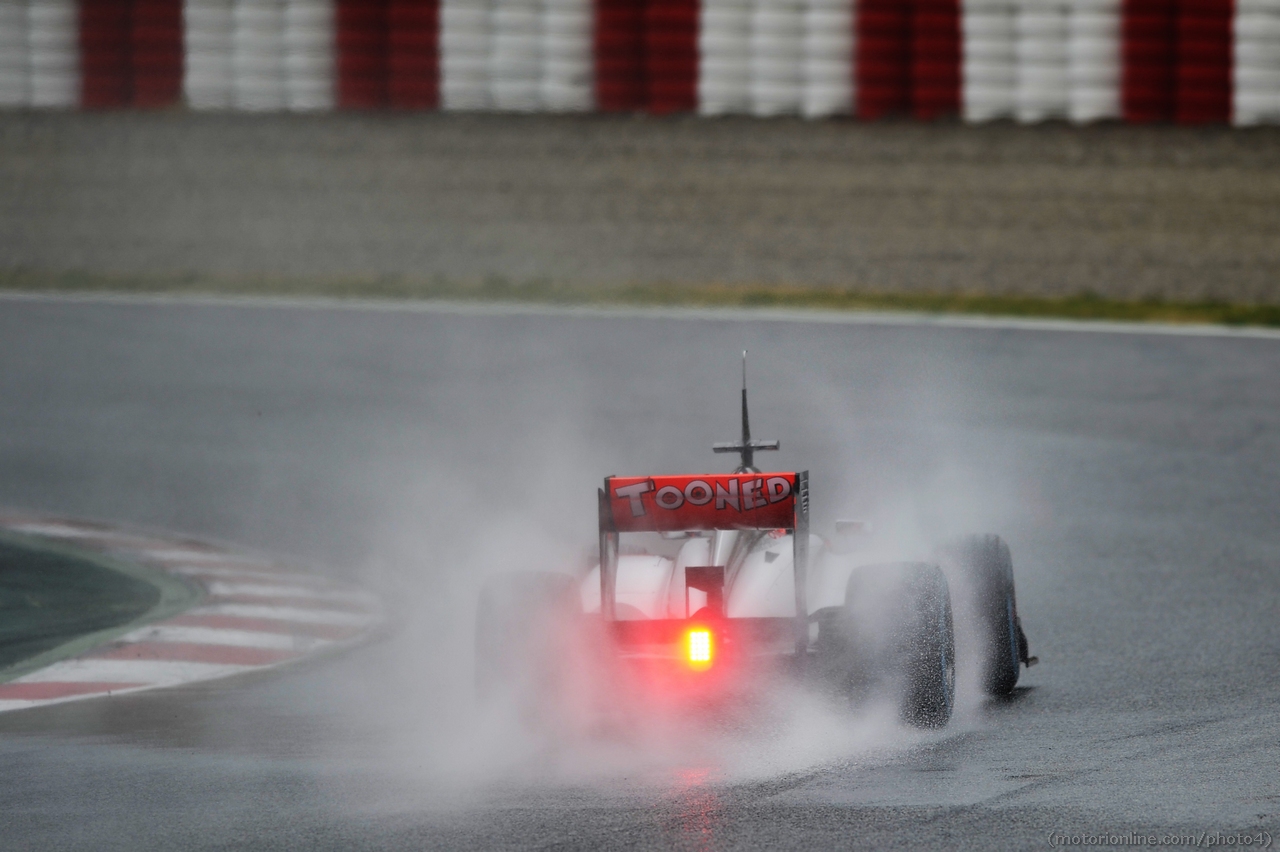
687, 628, 713, 669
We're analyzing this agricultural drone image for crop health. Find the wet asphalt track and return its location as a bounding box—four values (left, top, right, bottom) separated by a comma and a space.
0, 295, 1278, 850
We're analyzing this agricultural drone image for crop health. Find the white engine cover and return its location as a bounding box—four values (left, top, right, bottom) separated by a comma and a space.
725, 533, 829, 617
583, 531, 850, 621
581, 554, 675, 619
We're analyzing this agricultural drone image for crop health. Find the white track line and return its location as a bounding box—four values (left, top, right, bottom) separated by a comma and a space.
2, 291, 1277, 340
167, 564, 332, 586
192, 604, 374, 626
17, 659, 254, 685
0, 692, 146, 712
139, 549, 267, 565
0, 699, 97, 712
5, 523, 148, 542
204, 581, 379, 606
117, 625, 323, 651
3, 523, 104, 537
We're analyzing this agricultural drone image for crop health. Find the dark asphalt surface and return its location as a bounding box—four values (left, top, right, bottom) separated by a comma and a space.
0, 296, 1278, 850
3, 113, 1280, 303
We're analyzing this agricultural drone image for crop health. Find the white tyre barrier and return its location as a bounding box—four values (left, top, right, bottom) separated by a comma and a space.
0, 0, 27, 107
541, 0, 592, 111
1067, 0, 1119, 123
1013, 0, 1067, 123
0, 0, 28, 107
750, 0, 805, 116
1234, 0, 1280, 125
28, 0, 77, 108
441, 0, 491, 109
801, 0, 852, 118
699, 0, 751, 114
962, 0, 1015, 121
233, 0, 287, 111
490, 0, 540, 110
283, 0, 334, 111
186, 0, 236, 109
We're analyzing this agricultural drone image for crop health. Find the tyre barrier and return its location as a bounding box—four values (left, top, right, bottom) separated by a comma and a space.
644, 0, 697, 113
440, 0, 489, 108
133, 0, 183, 106
1176, 0, 1231, 123
1015, 0, 1069, 123
912, 0, 959, 120
337, 0, 387, 107
491, 0, 541, 110
697, 0, 749, 113
31, 0, 78, 107
1235, 0, 1280, 124
389, 0, 438, 108
749, 0, 804, 116
802, 0, 852, 117
184, 0, 231, 108
962, 0, 1015, 120
855, 0, 911, 117
0, 2, 24, 107
287, 0, 333, 109
1069, 0, 1121, 122
233, 0, 284, 110
543, 0, 591, 110
0, 0, 1275, 125
1122, 0, 1176, 120
593, 0, 643, 109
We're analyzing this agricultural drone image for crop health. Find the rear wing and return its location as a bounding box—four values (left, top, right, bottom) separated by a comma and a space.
598, 472, 810, 655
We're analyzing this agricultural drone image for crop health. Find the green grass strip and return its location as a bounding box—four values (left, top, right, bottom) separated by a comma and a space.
0, 528, 203, 684
3, 268, 1279, 328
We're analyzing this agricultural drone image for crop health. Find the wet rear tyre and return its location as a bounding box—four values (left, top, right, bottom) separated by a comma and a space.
474, 571, 581, 703
843, 562, 956, 729
938, 535, 1023, 696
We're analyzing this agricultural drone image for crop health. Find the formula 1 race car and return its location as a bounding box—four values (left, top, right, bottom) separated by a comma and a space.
476, 359, 1035, 729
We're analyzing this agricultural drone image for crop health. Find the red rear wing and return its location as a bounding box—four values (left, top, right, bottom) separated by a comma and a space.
597, 471, 811, 658
604, 473, 799, 532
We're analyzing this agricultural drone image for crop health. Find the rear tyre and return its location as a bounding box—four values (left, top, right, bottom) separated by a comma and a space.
474, 572, 581, 704
938, 535, 1023, 696
842, 562, 956, 729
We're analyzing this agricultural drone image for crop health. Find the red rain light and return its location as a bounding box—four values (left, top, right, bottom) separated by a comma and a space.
687, 628, 713, 669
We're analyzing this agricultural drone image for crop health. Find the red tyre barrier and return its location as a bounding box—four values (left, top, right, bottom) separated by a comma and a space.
79, 0, 132, 107
1122, 0, 1176, 121
338, 0, 390, 108
131, 0, 182, 108
856, 0, 911, 119
1174, 0, 1232, 124
388, 0, 439, 108
644, 0, 697, 113
595, 0, 646, 111
911, 0, 960, 120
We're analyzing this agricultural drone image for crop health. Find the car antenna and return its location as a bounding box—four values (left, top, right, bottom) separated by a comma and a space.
713, 350, 780, 473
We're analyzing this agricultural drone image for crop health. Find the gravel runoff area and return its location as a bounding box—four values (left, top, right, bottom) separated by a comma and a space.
1, 111, 1279, 304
